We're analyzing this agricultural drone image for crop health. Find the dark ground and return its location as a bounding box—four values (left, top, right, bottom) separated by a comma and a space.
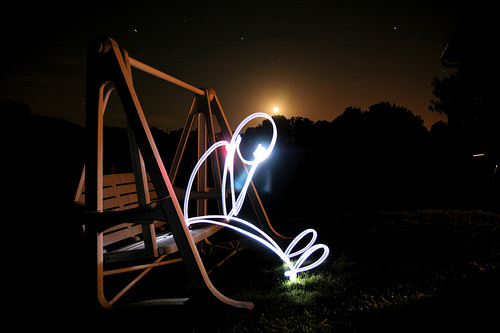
26, 208, 499, 332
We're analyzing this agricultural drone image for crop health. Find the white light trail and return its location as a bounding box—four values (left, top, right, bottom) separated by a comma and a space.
183, 112, 329, 280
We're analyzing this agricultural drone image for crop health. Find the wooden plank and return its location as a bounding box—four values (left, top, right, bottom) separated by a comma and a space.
103, 173, 135, 186
115, 183, 139, 195
149, 190, 158, 201
103, 224, 143, 246
102, 197, 121, 210
78, 172, 223, 257
107, 224, 223, 258
116, 194, 140, 208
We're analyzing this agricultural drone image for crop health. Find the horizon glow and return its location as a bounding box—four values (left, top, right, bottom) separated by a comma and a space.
183, 112, 329, 281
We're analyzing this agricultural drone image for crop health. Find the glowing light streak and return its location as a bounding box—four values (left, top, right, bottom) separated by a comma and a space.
183, 112, 329, 280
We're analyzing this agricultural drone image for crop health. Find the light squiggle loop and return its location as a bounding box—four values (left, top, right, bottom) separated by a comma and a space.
183, 113, 329, 280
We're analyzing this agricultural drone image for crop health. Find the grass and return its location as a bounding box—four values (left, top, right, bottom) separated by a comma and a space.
206, 209, 500, 332
92, 209, 499, 332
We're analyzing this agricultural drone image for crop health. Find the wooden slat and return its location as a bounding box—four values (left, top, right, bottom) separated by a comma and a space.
108, 224, 223, 258
116, 194, 140, 208
102, 197, 121, 211
115, 183, 139, 195
103, 173, 135, 186
102, 185, 118, 198
103, 224, 143, 246
78, 172, 221, 258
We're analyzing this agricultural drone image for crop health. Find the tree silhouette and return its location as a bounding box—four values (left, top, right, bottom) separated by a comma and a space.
0, 99, 32, 119
239, 101, 433, 213
429, 74, 462, 142
289, 116, 314, 147
429, 74, 460, 118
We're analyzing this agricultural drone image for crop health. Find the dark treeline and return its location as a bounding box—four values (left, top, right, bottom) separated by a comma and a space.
3, 98, 498, 218
242, 101, 498, 215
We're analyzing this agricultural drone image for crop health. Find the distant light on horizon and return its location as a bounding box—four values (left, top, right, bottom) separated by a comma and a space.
273, 106, 279, 114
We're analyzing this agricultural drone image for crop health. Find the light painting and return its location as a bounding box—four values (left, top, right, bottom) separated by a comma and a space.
183, 112, 329, 281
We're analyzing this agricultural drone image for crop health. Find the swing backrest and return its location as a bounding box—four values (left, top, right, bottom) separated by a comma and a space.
75, 173, 161, 246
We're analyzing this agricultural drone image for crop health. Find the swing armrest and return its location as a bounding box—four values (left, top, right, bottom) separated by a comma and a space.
80, 197, 171, 233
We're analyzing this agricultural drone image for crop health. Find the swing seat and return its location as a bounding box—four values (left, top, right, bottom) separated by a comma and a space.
75, 172, 224, 263
82, 36, 281, 310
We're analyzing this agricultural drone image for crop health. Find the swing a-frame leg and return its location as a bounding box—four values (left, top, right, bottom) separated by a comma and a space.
84, 36, 253, 310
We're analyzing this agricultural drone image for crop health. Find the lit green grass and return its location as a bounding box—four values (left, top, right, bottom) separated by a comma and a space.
209, 209, 500, 332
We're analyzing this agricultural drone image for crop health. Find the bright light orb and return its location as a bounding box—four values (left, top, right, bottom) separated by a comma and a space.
253, 144, 268, 161
183, 112, 329, 280
273, 107, 279, 114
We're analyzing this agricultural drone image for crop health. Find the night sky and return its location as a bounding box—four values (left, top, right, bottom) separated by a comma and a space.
1, 0, 463, 131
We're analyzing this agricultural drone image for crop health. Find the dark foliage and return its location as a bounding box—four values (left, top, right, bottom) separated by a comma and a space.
242, 101, 498, 215
3, 98, 497, 219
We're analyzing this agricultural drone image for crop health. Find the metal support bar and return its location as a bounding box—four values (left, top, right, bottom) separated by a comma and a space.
103, 257, 182, 276
129, 57, 205, 96
197, 112, 208, 216
108, 254, 166, 305
127, 127, 158, 258
169, 90, 289, 239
